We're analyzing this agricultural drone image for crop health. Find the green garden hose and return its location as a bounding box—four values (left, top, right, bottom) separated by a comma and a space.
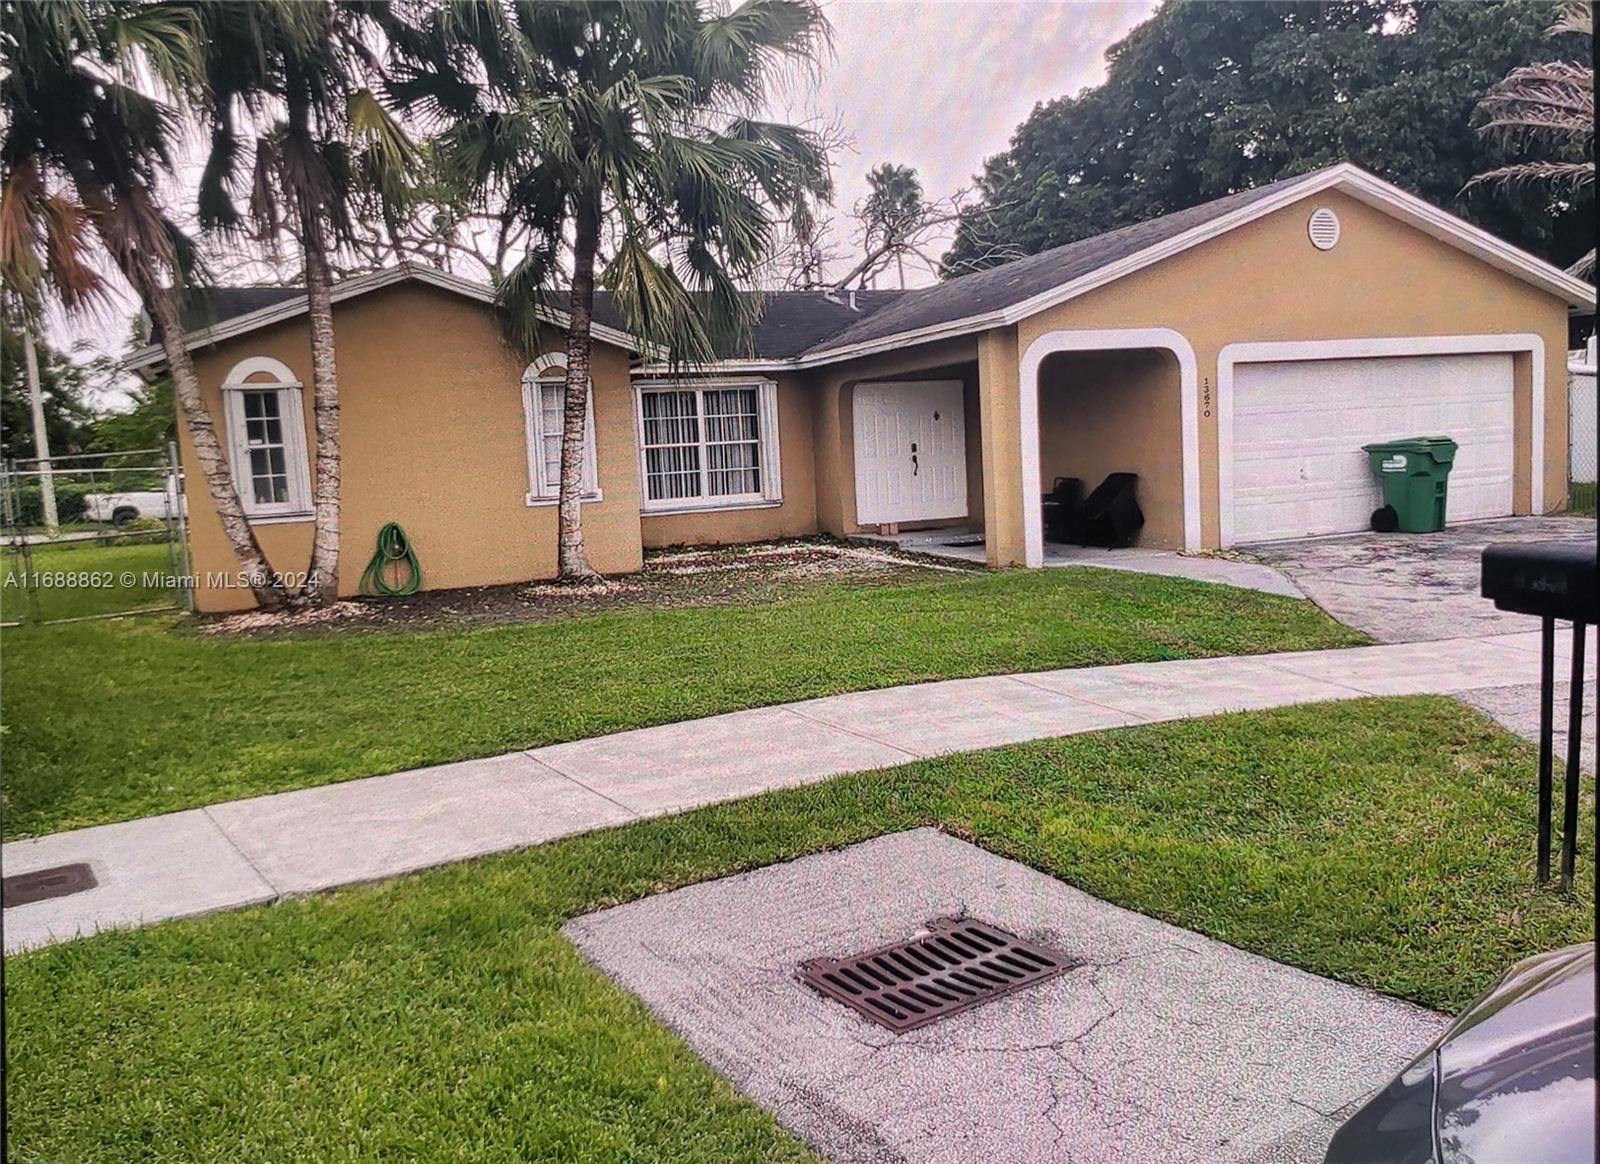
359, 522, 422, 598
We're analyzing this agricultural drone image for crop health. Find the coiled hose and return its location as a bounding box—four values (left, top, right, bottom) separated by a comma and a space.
359, 521, 422, 597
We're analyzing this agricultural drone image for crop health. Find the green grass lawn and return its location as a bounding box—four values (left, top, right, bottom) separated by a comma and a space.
1570, 480, 1596, 518
0, 566, 1362, 838
1, 539, 180, 623
6, 698, 1591, 1163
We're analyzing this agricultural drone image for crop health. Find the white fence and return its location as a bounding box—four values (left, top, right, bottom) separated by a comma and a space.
1572, 336, 1597, 485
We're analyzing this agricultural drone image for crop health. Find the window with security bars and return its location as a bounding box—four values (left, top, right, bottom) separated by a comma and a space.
638, 382, 780, 509
521, 360, 599, 502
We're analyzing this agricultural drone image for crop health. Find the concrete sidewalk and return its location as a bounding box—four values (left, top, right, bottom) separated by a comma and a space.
6, 630, 1591, 954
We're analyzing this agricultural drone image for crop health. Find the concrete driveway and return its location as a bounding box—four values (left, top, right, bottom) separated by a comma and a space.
1244, 517, 1594, 643
1246, 517, 1595, 751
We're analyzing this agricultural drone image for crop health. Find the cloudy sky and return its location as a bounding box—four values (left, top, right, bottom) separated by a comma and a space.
789, 0, 1156, 285
56, 0, 1157, 404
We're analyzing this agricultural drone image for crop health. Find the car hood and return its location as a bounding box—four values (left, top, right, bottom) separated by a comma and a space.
1434, 943, 1596, 1164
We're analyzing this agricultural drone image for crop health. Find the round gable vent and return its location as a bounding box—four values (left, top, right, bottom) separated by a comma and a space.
1308, 207, 1341, 250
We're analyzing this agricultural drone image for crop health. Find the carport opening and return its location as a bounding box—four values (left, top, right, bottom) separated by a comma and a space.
1037, 347, 1185, 550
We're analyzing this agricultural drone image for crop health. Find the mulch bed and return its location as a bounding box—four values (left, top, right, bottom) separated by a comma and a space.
193, 538, 974, 638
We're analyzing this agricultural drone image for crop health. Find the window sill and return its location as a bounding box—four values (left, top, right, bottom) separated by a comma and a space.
640, 497, 783, 517
525, 490, 604, 508
246, 510, 315, 525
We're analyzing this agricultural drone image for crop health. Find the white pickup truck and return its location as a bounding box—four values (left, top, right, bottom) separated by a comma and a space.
81, 484, 185, 525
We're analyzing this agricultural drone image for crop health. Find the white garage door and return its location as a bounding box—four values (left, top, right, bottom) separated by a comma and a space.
1231, 353, 1515, 543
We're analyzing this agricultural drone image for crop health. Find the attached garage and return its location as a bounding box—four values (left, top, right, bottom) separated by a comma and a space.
1227, 351, 1516, 544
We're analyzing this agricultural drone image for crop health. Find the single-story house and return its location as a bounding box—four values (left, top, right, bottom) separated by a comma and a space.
128, 162, 1595, 613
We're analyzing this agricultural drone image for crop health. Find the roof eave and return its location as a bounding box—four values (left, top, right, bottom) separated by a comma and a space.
778, 163, 1595, 370
122, 263, 647, 374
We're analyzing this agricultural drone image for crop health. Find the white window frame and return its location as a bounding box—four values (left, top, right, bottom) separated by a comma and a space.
521, 354, 601, 506
633, 377, 782, 514
220, 356, 313, 523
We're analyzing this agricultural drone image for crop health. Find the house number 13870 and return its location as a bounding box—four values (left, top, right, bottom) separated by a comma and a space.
1202, 377, 1212, 419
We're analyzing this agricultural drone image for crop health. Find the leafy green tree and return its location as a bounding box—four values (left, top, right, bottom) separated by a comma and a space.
387, 0, 832, 579
0, 320, 95, 463
193, 0, 416, 605
89, 377, 176, 457
945, 0, 1592, 274
0, 1, 289, 607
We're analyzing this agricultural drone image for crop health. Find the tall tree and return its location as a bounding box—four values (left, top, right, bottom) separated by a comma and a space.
1, 1, 288, 607
0, 319, 95, 463
1471, 1, 1594, 275
388, 0, 832, 580
860, 163, 922, 289
944, 0, 1592, 276
194, 0, 415, 606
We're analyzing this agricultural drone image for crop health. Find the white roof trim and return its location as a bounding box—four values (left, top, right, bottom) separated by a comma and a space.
124, 263, 642, 372
635, 163, 1595, 377
133, 166, 1595, 380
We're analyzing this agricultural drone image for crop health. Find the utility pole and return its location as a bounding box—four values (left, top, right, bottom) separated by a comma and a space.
22, 326, 59, 535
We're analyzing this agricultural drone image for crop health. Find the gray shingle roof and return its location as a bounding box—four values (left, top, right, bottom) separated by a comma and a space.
175, 170, 1328, 362
802, 171, 1323, 356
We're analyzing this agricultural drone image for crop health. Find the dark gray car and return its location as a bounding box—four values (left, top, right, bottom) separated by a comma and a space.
1324, 943, 1595, 1164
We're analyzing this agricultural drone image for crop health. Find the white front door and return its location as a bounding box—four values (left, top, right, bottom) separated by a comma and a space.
1230, 353, 1515, 543
853, 380, 968, 525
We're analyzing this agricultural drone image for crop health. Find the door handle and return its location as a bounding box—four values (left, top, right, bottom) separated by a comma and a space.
911, 442, 918, 476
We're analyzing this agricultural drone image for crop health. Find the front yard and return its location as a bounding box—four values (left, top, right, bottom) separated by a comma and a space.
7, 697, 1592, 1162
1, 557, 1361, 838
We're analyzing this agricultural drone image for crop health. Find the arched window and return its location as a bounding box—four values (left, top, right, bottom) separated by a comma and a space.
220, 356, 312, 520
521, 354, 600, 503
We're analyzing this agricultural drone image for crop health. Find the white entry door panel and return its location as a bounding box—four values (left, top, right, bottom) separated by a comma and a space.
854, 380, 968, 525
1231, 353, 1515, 543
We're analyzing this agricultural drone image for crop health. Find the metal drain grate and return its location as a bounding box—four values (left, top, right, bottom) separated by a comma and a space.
797, 917, 1077, 1033
3, 862, 97, 908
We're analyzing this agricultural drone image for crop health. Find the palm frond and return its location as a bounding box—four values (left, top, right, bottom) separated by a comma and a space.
494, 241, 560, 359
603, 233, 719, 368
102, 4, 205, 99
1549, 1, 1593, 39
1464, 160, 1595, 192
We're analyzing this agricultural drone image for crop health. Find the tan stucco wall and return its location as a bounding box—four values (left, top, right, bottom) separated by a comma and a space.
808, 337, 982, 537
180, 283, 642, 612
976, 327, 1023, 566
639, 372, 819, 548
1039, 348, 1184, 548
1013, 188, 1577, 552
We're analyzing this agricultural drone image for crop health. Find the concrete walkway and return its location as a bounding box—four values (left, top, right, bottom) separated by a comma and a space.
858, 527, 1306, 598
6, 630, 1591, 954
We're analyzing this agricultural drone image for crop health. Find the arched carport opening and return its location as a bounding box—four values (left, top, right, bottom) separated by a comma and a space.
1019, 329, 1201, 565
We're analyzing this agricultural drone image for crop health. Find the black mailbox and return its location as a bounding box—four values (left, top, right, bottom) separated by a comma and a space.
1481, 542, 1597, 623
1480, 540, 1596, 893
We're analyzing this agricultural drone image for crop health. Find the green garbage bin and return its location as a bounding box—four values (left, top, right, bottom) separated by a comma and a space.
1361, 437, 1458, 533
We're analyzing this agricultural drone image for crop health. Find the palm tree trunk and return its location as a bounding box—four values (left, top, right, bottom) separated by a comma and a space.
300, 216, 341, 606
143, 279, 288, 611
557, 187, 601, 581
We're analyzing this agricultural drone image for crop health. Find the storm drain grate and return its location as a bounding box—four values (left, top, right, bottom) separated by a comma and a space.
3, 862, 97, 908
797, 917, 1078, 1033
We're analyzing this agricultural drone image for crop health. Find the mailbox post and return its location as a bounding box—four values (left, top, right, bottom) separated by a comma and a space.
1481, 543, 1597, 892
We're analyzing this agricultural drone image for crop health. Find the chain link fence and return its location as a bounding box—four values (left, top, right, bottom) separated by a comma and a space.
1, 444, 193, 625
1570, 340, 1596, 484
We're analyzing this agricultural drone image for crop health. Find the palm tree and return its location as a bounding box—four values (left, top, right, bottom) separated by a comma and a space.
387, 0, 832, 579
193, 1, 415, 605
0, 1, 290, 608
1471, 1, 1594, 275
